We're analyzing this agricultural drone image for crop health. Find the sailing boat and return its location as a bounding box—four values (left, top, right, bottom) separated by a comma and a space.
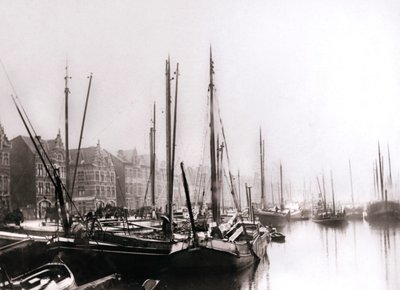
171, 50, 269, 270
366, 143, 400, 223
47, 59, 194, 275
312, 172, 346, 226
254, 163, 289, 227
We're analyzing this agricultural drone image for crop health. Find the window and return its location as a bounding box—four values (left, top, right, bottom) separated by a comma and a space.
95, 172, 100, 181
58, 153, 63, 161
37, 164, 44, 177
101, 186, 104, 196
78, 171, 84, 181
3, 153, 8, 165
111, 188, 115, 197
38, 182, 43, 194
0, 176, 3, 192
106, 187, 110, 197
3, 176, 7, 192
96, 186, 100, 196
45, 183, 50, 194
101, 173, 104, 182
111, 172, 115, 183
78, 186, 85, 196
61, 167, 65, 178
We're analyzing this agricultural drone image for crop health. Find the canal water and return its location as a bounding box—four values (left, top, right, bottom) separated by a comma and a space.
116, 220, 399, 290
1, 220, 398, 289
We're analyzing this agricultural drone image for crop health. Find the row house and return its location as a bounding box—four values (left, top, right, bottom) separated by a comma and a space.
0, 123, 11, 209
10, 132, 66, 219
113, 149, 185, 213
70, 142, 116, 214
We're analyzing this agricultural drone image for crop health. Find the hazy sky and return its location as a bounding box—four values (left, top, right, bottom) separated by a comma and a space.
1, 0, 400, 203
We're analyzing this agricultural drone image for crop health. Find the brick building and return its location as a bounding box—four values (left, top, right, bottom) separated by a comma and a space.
0, 123, 12, 209
10, 132, 66, 219
70, 142, 116, 214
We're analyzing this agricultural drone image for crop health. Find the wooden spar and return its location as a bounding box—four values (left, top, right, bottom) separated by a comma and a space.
322, 175, 327, 212
271, 183, 274, 205
279, 163, 284, 210
209, 48, 220, 224
165, 57, 173, 224
151, 103, 156, 207
378, 143, 384, 201
219, 142, 225, 213
330, 171, 336, 214
180, 162, 198, 247
64, 65, 71, 194
237, 171, 241, 212
71, 73, 93, 199
349, 160, 354, 206
374, 161, 379, 200
170, 63, 179, 212
259, 128, 265, 209
387, 144, 393, 189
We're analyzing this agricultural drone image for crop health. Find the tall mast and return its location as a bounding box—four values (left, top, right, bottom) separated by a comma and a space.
378, 142, 384, 200
349, 160, 354, 206
387, 144, 393, 191
150, 103, 156, 207
64, 64, 71, 194
279, 163, 284, 210
170, 63, 179, 213
259, 128, 265, 209
330, 171, 336, 214
209, 48, 220, 224
322, 175, 327, 212
165, 57, 173, 222
237, 170, 241, 212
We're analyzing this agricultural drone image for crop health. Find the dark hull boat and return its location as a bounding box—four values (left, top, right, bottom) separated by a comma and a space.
365, 201, 400, 223
48, 231, 192, 275
254, 209, 289, 227
171, 221, 269, 271
312, 212, 347, 226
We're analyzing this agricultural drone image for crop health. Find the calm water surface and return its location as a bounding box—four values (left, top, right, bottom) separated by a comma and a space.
119, 220, 400, 290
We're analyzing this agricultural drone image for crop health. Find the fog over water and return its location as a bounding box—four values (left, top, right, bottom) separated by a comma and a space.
1, 0, 400, 203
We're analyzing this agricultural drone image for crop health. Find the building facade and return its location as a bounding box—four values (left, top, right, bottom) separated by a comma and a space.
70, 142, 116, 214
0, 123, 12, 210
10, 132, 66, 219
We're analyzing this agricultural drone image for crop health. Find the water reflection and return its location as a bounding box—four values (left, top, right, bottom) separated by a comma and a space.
5, 220, 400, 289
157, 259, 268, 290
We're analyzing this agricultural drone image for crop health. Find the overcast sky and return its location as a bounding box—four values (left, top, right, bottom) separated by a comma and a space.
1, 0, 400, 203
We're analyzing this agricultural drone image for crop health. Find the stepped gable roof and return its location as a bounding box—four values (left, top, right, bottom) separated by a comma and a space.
70, 144, 113, 167
15, 135, 61, 155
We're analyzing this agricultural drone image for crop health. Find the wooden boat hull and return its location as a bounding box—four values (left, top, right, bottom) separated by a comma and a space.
312, 216, 347, 226
5, 263, 77, 290
365, 201, 400, 223
170, 231, 269, 271
254, 210, 289, 227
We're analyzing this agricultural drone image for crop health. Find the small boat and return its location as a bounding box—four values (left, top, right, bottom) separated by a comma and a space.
267, 226, 285, 242
0, 262, 76, 290
312, 211, 347, 225
255, 164, 290, 227
312, 173, 347, 226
